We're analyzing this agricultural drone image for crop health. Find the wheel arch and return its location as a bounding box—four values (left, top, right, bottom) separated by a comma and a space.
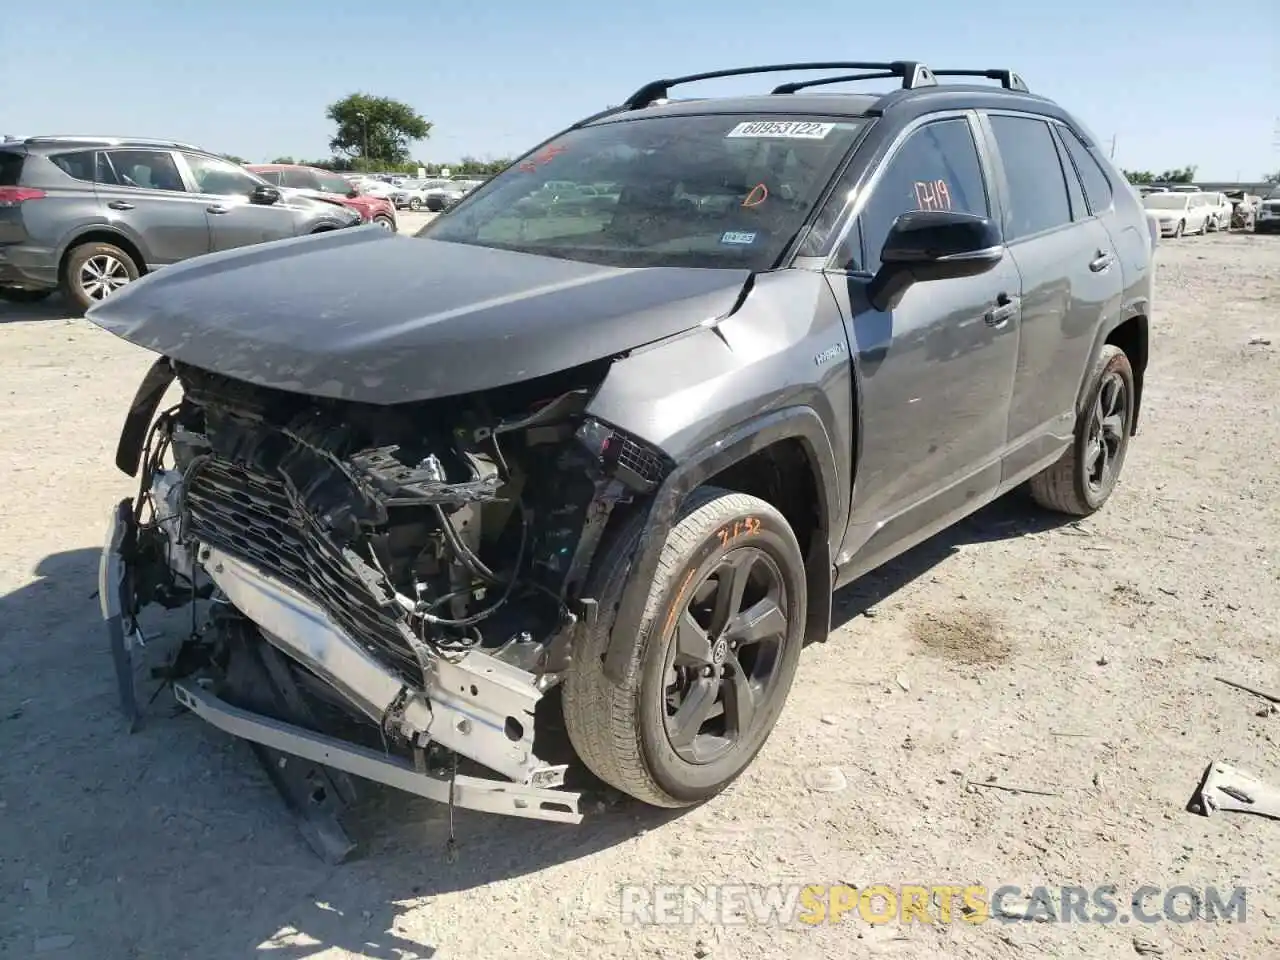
58, 227, 149, 280
1075, 304, 1148, 436
598, 405, 840, 684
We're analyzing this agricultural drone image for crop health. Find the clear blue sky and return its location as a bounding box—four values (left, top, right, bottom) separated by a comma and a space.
4, 0, 1276, 180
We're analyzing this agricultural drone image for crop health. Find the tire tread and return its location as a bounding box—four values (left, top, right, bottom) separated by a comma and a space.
563, 488, 794, 807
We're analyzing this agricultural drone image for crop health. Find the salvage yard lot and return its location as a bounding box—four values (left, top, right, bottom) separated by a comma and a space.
0, 232, 1276, 959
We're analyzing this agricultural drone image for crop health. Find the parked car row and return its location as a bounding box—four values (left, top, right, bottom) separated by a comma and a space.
0, 137, 367, 310
1140, 186, 1268, 238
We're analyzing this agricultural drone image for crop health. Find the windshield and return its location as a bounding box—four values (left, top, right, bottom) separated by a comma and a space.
1144, 194, 1189, 210
421, 114, 868, 269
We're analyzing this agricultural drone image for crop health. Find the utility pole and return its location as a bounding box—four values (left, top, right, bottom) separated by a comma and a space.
1109, 133, 1117, 159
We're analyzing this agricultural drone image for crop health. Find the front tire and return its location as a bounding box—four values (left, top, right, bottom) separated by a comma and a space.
408, 197, 422, 211
563, 487, 807, 808
1028, 344, 1135, 516
1173, 220, 1185, 238
61, 241, 140, 313
372, 214, 396, 232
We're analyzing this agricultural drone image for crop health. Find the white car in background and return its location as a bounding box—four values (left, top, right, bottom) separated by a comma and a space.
1204, 191, 1233, 232
1143, 191, 1200, 238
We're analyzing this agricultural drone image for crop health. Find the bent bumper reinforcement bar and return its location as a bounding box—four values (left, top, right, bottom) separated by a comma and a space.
199, 545, 551, 785
173, 681, 583, 824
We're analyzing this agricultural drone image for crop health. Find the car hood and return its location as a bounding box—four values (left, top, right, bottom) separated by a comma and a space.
86, 229, 752, 404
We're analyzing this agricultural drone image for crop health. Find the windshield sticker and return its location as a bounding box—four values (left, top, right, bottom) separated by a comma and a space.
913, 179, 953, 211
725, 120, 836, 140
518, 143, 568, 173
742, 183, 769, 207
721, 231, 758, 245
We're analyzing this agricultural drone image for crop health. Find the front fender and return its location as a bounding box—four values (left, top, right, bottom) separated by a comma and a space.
595, 404, 840, 683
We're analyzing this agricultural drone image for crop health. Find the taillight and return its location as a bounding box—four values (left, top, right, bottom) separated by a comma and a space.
0, 187, 46, 208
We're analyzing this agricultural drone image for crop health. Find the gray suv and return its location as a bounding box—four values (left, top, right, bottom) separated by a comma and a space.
91, 61, 1154, 856
0, 137, 362, 311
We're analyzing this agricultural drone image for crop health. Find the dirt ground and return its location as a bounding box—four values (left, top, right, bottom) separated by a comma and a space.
1, 227, 1276, 960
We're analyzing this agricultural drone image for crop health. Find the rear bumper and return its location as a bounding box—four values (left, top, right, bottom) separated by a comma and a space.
0, 243, 59, 289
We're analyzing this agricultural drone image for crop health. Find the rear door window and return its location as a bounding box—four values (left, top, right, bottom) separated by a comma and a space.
988, 115, 1073, 240
0, 151, 24, 186
106, 149, 186, 192
280, 168, 316, 189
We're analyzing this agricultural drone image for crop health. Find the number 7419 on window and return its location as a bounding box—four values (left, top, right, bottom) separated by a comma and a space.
913, 179, 953, 211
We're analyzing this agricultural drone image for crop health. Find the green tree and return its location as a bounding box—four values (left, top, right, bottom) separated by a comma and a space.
1122, 169, 1154, 184
1155, 166, 1197, 183
220, 153, 248, 165
270, 156, 297, 164
326, 93, 431, 165
1264, 170, 1280, 184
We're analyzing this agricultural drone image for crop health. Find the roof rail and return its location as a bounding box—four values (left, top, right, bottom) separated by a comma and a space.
928, 69, 1028, 92
771, 70, 902, 94
23, 135, 202, 150
623, 61, 937, 109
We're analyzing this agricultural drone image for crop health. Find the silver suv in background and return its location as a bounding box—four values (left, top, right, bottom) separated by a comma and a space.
0, 137, 362, 312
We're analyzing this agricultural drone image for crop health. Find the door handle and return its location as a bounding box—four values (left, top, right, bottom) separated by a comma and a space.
107, 200, 134, 211
985, 293, 1019, 328
1089, 250, 1116, 272
206, 204, 231, 215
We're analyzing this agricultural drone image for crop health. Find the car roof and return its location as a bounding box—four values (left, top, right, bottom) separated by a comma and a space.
588, 85, 1067, 126
17, 135, 206, 152
574, 61, 1083, 140
246, 163, 330, 172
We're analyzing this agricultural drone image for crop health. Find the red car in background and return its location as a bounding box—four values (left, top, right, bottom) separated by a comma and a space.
246, 164, 397, 231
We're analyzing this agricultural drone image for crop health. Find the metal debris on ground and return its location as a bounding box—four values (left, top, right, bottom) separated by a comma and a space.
965, 780, 1061, 798
1186, 762, 1280, 821
1214, 676, 1280, 705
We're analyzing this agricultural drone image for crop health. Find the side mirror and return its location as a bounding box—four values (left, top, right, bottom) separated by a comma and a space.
250, 184, 281, 206
866, 210, 1003, 312
346, 189, 360, 199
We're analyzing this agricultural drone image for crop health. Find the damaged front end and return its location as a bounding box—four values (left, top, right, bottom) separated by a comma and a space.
100, 356, 668, 858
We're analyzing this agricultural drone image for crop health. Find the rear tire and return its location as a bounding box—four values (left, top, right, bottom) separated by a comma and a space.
61, 241, 140, 313
408, 198, 422, 211
0, 288, 53, 303
563, 487, 807, 808
1028, 345, 1135, 516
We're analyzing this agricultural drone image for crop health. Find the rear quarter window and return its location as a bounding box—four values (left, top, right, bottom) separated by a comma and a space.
51, 150, 98, 183
0, 151, 24, 186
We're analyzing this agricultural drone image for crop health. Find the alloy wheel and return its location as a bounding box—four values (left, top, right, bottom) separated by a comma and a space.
80, 254, 131, 301
1085, 371, 1128, 495
661, 547, 790, 764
